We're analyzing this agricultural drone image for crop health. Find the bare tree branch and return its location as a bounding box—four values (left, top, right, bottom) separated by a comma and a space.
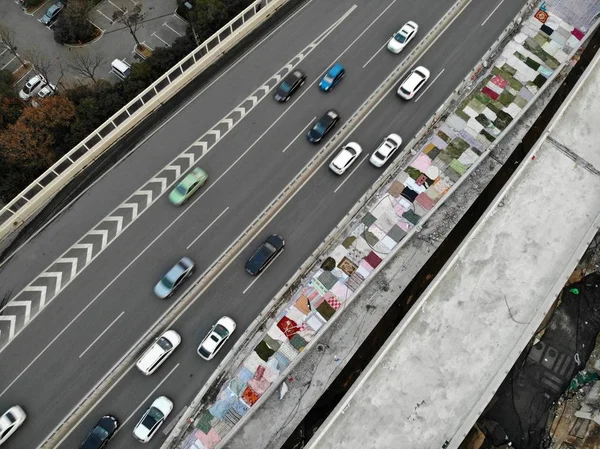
67, 48, 106, 83
112, 4, 145, 47
0, 23, 26, 66
25, 48, 55, 86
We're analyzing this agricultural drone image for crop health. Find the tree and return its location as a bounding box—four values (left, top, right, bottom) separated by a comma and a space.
0, 23, 27, 66
194, 0, 228, 42
67, 48, 106, 84
53, 0, 98, 45
112, 4, 145, 47
0, 70, 23, 128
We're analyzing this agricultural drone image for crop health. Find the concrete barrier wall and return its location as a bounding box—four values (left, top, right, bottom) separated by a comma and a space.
0, 0, 291, 244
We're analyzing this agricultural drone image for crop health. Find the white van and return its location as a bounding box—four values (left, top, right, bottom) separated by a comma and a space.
111, 59, 132, 80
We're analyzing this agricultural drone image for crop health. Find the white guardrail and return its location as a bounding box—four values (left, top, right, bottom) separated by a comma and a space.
0, 0, 291, 242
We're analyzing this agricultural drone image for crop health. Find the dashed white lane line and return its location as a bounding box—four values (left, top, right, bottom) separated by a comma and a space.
282, 116, 316, 153
415, 68, 445, 103
363, 41, 389, 69
481, 0, 505, 27
334, 153, 370, 194
79, 311, 125, 358
187, 207, 230, 249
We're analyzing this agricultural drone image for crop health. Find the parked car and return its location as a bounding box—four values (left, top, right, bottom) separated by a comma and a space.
273, 69, 306, 102
197, 316, 236, 360
169, 167, 208, 206
37, 83, 56, 99
329, 142, 363, 175
79, 415, 118, 449
136, 330, 181, 375
245, 234, 285, 276
133, 396, 173, 443
19, 75, 46, 101
306, 109, 340, 144
0, 406, 26, 446
397, 66, 430, 100
319, 62, 345, 91
40, 2, 65, 26
154, 257, 194, 298
370, 133, 403, 167
387, 21, 418, 54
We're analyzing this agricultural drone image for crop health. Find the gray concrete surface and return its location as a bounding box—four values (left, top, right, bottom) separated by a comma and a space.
305, 24, 600, 449
0, 0, 528, 448
222, 37, 574, 449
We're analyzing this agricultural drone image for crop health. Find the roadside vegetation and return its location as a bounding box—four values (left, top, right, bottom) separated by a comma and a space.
0, 0, 254, 203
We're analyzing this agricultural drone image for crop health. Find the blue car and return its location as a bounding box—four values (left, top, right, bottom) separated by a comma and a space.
319, 63, 345, 92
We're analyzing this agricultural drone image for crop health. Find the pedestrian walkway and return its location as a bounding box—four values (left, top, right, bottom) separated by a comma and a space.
172, 3, 595, 449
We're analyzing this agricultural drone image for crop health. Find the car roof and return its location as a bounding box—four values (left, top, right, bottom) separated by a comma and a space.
201, 332, 222, 353
137, 343, 167, 372
400, 22, 416, 33
402, 70, 426, 91
328, 63, 344, 76
334, 148, 354, 167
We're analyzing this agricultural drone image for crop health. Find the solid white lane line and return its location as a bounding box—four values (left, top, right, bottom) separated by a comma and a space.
334, 154, 370, 194
481, 0, 505, 27
187, 207, 230, 249
79, 312, 125, 359
362, 41, 389, 69
415, 68, 445, 103
0, 0, 320, 273
360, 0, 399, 68
113, 363, 180, 436
282, 117, 316, 153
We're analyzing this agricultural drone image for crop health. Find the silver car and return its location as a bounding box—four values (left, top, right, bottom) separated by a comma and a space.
154, 257, 194, 299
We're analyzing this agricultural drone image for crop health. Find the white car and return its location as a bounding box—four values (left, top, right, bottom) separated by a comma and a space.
133, 396, 173, 443
37, 83, 56, 99
387, 21, 418, 54
136, 329, 181, 375
329, 142, 363, 175
397, 66, 430, 100
0, 406, 26, 445
197, 316, 236, 361
370, 134, 403, 167
19, 75, 46, 101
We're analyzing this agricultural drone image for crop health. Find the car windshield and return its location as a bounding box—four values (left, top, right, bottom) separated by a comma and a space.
279, 81, 292, 93
394, 32, 407, 43
92, 425, 109, 439
323, 74, 334, 84
314, 122, 326, 134
161, 275, 174, 290
214, 324, 229, 338
143, 407, 163, 428
175, 184, 188, 195
157, 337, 173, 351
5, 413, 15, 424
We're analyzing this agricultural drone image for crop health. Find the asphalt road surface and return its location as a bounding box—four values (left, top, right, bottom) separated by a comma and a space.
0, 0, 528, 448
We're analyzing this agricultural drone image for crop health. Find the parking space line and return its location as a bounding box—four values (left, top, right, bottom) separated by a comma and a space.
415, 68, 445, 103
96, 9, 113, 23
0, 48, 7, 58
334, 153, 370, 194
187, 207, 230, 249
1, 57, 15, 71
110, 363, 180, 438
108, 0, 125, 12
79, 311, 125, 358
152, 32, 171, 47
163, 22, 183, 37
282, 117, 316, 153
172, 12, 188, 24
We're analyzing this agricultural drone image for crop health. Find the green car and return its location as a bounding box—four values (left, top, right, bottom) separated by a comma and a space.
168, 167, 208, 205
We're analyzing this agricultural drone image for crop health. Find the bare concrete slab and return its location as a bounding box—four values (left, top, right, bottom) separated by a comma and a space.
306, 37, 600, 449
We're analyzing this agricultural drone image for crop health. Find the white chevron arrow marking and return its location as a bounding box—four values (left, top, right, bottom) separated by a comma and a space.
22, 285, 48, 307
192, 141, 208, 154
283, 63, 293, 72
72, 243, 94, 264
232, 107, 246, 118
179, 153, 195, 166
149, 177, 168, 192
137, 189, 153, 206
0, 316, 16, 340
248, 95, 258, 106
10, 301, 31, 323
39, 271, 63, 294
165, 165, 181, 179
104, 216, 124, 234
220, 118, 234, 129
89, 229, 109, 248
56, 257, 79, 281
206, 129, 221, 140
121, 203, 139, 220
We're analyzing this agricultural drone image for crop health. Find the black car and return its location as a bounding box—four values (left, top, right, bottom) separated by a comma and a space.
307, 109, 340, 144
245, 234, 285, 276
80, 415, 118, 449
273, 70, 306, 102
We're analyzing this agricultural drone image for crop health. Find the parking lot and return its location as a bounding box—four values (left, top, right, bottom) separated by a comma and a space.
4, 0, 189, 91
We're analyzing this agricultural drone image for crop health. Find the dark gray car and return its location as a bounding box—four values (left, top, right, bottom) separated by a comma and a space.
40, 2, 64, 26
245, 234, 285, 276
